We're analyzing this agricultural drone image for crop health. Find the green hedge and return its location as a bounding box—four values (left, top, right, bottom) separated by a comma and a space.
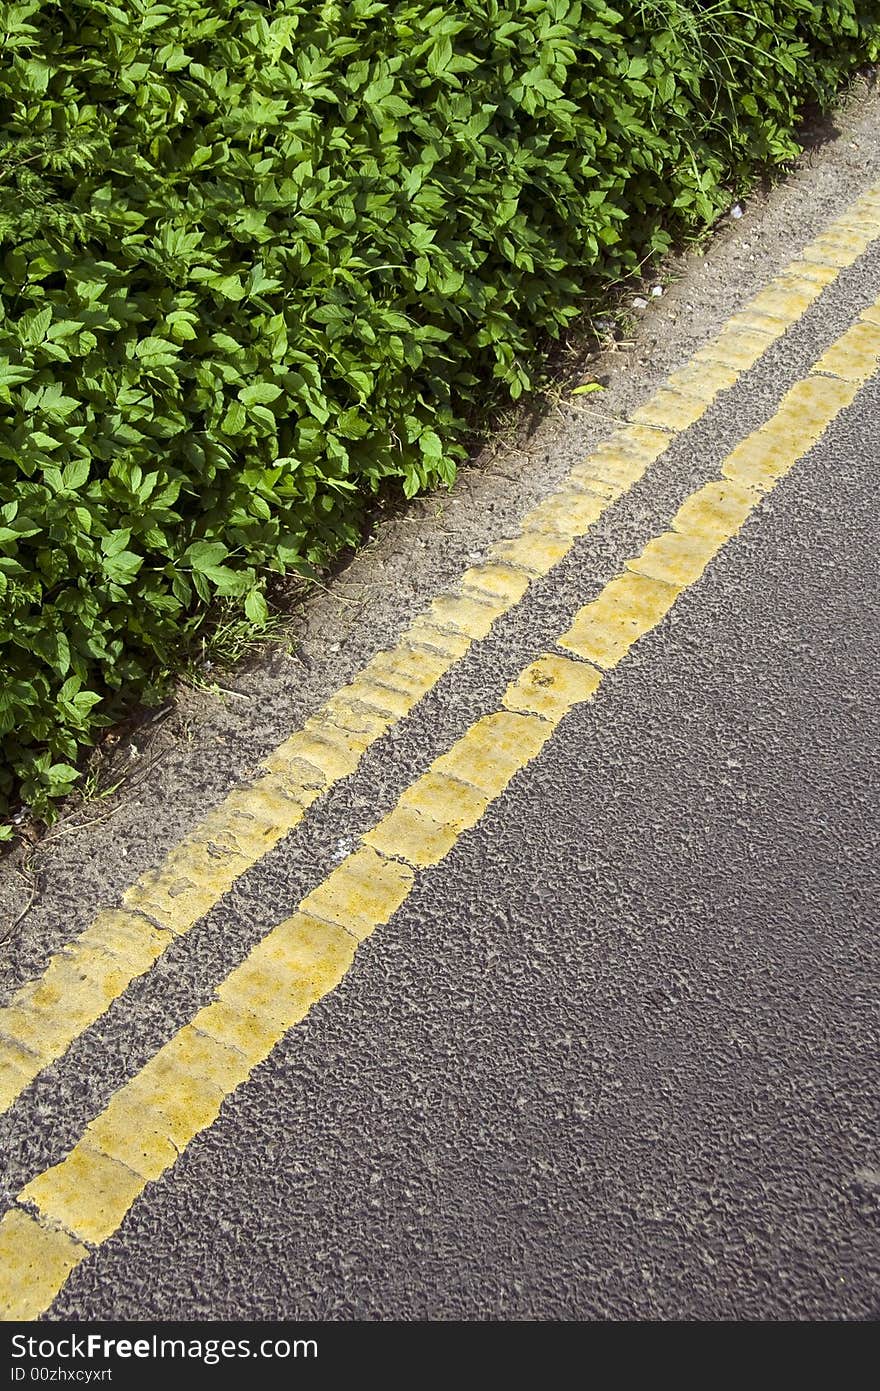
1, 0, 878, 825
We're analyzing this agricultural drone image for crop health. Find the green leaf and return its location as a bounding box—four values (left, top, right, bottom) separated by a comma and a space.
44, 763, 81, 790
62, 459, 90, 490
239, 383, 283, 407
419, 429, 443, 462
101, 550, 143, 583
135, 336, 180, 362
0, 363, 32, 388
244, 588, 269, 624
102, 529, 132, 557
428, 37, 453, 77
20, 307, 53, 345
221, 401, 248, 434
184, 540, 229, 573
211, 275, 247, 301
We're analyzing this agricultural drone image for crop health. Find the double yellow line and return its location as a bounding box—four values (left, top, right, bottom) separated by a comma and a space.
2, 196, 878, 1116
2, 186, 880, 1318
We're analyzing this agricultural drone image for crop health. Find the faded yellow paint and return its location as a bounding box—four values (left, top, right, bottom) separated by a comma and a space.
79, 908, 170, 973
161, 1021, 257, 1093
317, 693, 394, 739
335, 675, 416, 720
488, 530, 574, 576
0, 1047, 41, 1114
626, 528, 721, 588
631, 388, 706, 432
783, 259, 841, 290
403, 614, 472, 658
361, 644, 453, 699
22, 1141, 149, 1246
724, 309, 784, 338
572, 476, 620, 501
300, 846, 414, 942
861, 301, 880, 328
673, 479, 757, 544
218, 916, 354, 1024
119, 1056, 227, 1154
248, 912, 356, 996
0, 1209, 87, 1321
558, 571, 681, 669
219, 772, 319, 838
122, 837, 254, 934
694, 326, 776, 373
122, 761, 328, 928
720, 427, 800, 493
770, 376, 860, 454
395, 769, 491, 835
427, 592, 505, 640
747, 279, 818, 323
363, 803, 460, 868
431, 711, 551, 797
665, 360, 740, 403
263, 722, 367, 781
0, 1003, 75, 1066
85, 1092, 180, 1181
502, 654, 603, 722
839, 196, 880, 228
813, 319, 880, 382
191, 792, 306, 863
305, 712, 382, 758
460, 561, 532, 606
801, 227, 870, 268
193, 999, 296, 1067
616, 423, 683, 461
571, 424, 671, 491
14, 947, 132, 1030
519, 488, 610, 538
838, 212, 880, 235
0, 941, 147, 1100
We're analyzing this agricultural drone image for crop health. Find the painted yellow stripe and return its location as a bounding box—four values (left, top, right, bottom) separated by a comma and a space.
2, 284, 879, 1322
0, 190, 878, 1120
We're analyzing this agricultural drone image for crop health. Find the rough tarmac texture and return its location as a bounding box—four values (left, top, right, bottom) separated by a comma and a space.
1, 83, 879, 1323
49, 373, 880, 1321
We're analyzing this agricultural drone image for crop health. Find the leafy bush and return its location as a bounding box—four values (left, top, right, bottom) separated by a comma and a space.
1, 0, 878, 825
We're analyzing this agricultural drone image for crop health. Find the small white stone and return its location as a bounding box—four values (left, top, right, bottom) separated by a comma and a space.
632, 296, 649, 310
333, 836, 356, 863
730, 203, 744, 220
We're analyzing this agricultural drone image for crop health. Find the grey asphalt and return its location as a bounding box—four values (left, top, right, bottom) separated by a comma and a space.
2, 94, 880, 1325
27, 254, 880, 1322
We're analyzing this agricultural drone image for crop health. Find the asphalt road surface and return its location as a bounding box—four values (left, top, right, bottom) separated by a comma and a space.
1, 114, 879, 1325
51, 352, 880, 1323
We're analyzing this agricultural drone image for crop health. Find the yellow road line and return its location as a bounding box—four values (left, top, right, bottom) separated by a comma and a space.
3, 283, 879, 1322
0, 195, 878, 1121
